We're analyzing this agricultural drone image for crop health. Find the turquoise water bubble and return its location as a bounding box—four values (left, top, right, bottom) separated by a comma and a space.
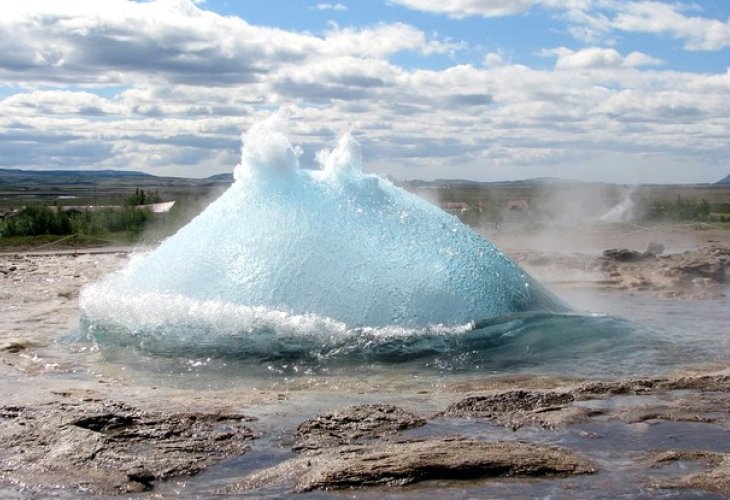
80, 115, 570, 356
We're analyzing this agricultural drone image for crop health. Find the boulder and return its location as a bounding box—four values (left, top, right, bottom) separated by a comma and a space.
226, 438, 594, 493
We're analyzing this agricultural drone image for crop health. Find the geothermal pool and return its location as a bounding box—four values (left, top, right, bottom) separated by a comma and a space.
3, 217, 729, 497
81, 281, 729, 498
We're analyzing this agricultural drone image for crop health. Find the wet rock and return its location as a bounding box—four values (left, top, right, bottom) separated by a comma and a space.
573, 374, 730, 397
0, 264, 17, 275
0, 339, 43, 353
225, 438, 594, 493
447, 390, 575, 414
616, 408, 718, 425
295, 404, 426, 451
662, 374, 730, 392
681, 454, 730, 496
645, 449, 716, 466
596, 244, 730, 298
574, 378, 663, 397
568, 374, 730, 430
602, 248, 651, 262
441, 390, 589, 429
646, 450, 730, 496
0, 400, 256, 494
677, 261, 726, 283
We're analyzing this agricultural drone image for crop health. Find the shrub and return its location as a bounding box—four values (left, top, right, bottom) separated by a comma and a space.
0, 204, 150, 237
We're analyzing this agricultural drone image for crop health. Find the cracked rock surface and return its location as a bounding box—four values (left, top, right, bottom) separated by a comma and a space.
224, 438, 594, 493
294, 403, 426, 451
0, 400, 256, 494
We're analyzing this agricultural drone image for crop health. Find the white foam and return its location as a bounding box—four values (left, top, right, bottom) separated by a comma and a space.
234, 112, 302, 180
81, 282, 475, 343
316, 132, 363, 177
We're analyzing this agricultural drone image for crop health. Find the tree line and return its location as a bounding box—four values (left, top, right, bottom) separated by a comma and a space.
643, 195, 711, 221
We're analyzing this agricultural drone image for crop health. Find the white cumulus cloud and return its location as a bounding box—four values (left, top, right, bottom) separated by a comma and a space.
548, 47, 663, 69
0, 0, 728, 183
314, 3, 347, 11
389, 0, 534, 18
613, 1, 730, 51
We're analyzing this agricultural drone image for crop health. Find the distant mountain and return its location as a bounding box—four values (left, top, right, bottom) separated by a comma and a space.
207, 172, 234, 182
401, 177, 592, 189
717, 174, 730, 184
432, 178, 484, 187
0, 168, 234, 196
0, 168, 152, 178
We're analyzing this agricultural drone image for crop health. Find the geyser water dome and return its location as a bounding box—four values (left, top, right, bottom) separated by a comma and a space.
80, 115, 569, 357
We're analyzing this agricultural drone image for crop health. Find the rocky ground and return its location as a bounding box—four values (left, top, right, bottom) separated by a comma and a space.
508, 242, 730, 300
487, 222, 730, 300
224, 373, 730, 495
1, 225, 729, 497
0, 400, 256, 494
2, 370, 728, 496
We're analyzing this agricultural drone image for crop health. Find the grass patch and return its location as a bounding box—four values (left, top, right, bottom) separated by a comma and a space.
0, 232, 138, 252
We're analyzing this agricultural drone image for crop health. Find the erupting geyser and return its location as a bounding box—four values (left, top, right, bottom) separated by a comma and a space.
80, 114, 566, 357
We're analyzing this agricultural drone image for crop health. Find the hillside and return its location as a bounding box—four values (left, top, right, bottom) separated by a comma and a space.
0, 168, 233, 210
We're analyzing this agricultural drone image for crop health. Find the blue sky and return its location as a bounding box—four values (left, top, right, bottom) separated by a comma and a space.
0, 0, 729, 183
227, 1, 729, 73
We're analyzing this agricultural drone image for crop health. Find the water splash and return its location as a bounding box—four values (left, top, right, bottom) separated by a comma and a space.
81, 115, 573, 356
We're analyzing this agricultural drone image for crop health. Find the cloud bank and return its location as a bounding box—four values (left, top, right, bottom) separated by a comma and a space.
0, 0, 728, 183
